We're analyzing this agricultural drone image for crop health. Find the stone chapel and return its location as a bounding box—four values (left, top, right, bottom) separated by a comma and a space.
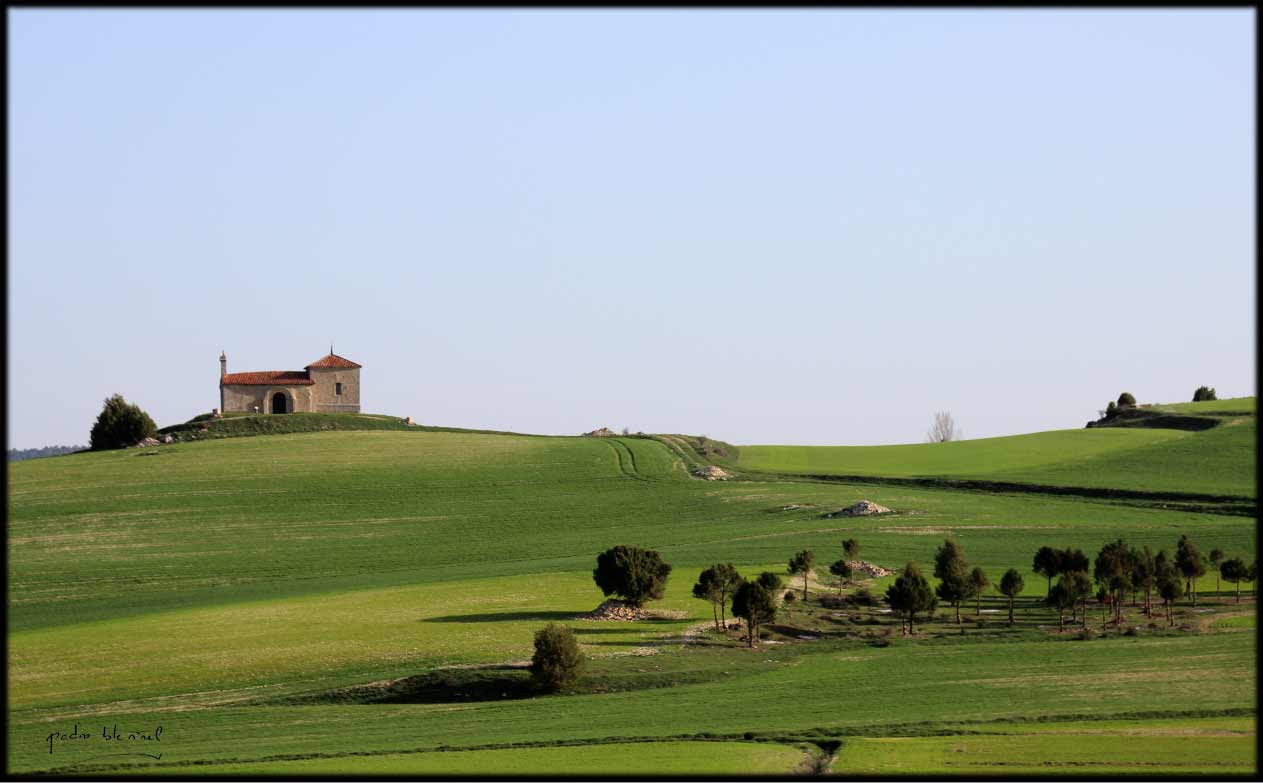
219, 350, 362, 414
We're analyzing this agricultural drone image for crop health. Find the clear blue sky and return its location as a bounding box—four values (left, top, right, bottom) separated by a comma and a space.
7, 9, 1255, 449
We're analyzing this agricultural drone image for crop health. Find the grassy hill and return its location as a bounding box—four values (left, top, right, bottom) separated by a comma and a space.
729, 397, 1255, 499
6, 404, 1257, 775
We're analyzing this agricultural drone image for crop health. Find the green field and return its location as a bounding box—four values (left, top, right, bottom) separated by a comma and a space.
6, 401, 1256, 776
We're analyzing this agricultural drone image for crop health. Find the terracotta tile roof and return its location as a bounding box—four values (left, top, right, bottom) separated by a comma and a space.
221, 370, 315, 386
305, 353, 362, 369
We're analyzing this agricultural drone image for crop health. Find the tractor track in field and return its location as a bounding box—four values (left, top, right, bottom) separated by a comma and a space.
604, 439, 649, 482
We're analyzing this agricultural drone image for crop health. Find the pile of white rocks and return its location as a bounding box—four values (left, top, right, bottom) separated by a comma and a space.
827, 500, 892, 517
578, 599, 648, 621
583, 427, 617, 437
848, 560, 895, 578
693, 466, 733, 480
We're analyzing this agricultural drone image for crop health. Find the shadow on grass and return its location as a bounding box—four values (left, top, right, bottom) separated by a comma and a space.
422, 611, 578, 623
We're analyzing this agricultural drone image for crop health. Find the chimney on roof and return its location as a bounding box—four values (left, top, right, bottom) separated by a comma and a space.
220, 351, 227, 378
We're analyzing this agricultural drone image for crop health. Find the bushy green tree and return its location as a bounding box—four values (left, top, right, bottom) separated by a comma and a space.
1192, 386, 1217, 402
1130, 546, 1156, 616
1104, 400, 1118, 419
530, 623, 584, 692
1117, 392, 1136, 407
89, 394, 158, 451
693, 564, 741, 630
787, 550, 815, 601
592, 546, 672, 607
998, 569, 1024, 626
828, 560, 852, 594
1220, 558, 1248, 603
732, 578, 778, 648
885, 562, 937, 635
756, 571, 784, 595
1068, 571, 1093, 627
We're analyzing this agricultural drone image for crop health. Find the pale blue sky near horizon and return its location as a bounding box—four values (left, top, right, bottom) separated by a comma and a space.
7, 9, 1256, 450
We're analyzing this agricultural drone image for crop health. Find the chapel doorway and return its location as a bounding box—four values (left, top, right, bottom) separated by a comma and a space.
272, 393, 288, 414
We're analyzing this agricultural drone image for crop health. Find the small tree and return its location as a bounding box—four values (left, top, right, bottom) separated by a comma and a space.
732, 579, 777, 648
1130, 546, 1156, 616
1157, 573, 1181, 627
934, 539, 970, 623
592, 546, 672, 608
926, 411, 961, 443
829, 560, 852, 594
530, 623, 584, 692
787, 550, 815, 601
1117, 392, 1136, 407
1220, 558, 1248, 603
1174, 535, 1206, 606
842, 538, 861, 561
692, 564, 742, 630
1104, 400, 1118, 419
1068, 571, 1093, 626
1033, 546, 1061, 597
1192, 386, 1217, 402
89, 394, 158, 451
1094, 539, 1132, 626
885, 562, 937, 635
998, 569, 1024, 626
1209, 548, 1225, 597
1049, 578, 1075, 631
969, 567, 990, 615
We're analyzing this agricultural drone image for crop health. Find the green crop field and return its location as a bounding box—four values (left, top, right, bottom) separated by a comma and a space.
6, 401, 1257, 776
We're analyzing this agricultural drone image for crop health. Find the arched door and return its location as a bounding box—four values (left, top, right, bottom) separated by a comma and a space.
272, 392, 288, 414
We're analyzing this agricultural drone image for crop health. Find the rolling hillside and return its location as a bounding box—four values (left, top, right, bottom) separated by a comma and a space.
731, 397, 1255, 499
6, 405, 1256, 776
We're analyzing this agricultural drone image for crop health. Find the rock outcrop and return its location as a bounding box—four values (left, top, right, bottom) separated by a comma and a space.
693, 466, 732, 480
848, 560, 895, 578
827, 500, 892, 517
579, 599, 648, 621
583, 427, 617, 437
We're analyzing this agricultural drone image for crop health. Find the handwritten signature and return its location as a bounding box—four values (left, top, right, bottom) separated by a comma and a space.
47, 724, 163, 755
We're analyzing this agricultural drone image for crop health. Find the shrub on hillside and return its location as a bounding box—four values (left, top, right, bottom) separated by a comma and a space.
530, 623, 583, 692
89, 394, 157, 451
1192, 386, 1217, 402
592, 545, 672, 607
1116, 392, 1136, 407
848, 588, 880, 607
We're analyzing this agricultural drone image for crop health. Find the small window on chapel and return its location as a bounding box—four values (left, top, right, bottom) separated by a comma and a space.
335, 382, 343, 396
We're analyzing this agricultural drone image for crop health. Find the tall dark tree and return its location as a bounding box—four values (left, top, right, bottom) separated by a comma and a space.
1192, 386, 1217, 402
969, 567, 990, 615
530, 623, 584, 692
842, 538, 861, 561
885, 562, 937, 635
1033, 546, 1061, 597
998, 569, 1024, 626
1068, 571, 1093, 626
934, 539, 971, 624
1094, 539, 1132, 626
1061, 548, 1090, 575
756, 571, 784, 595
828, 560, 852, 594
693, 564, 741, 630
732, 578, 777, 648
1130, 546, 1156, 616
89, 394, 158, 451
787, 550, 816, 601
1117, 392, 1136, 407
1175, 535, 1207, 606
1209, 548, 1225, 597
1220, 558, 1248, 603
592, 546, 672, 607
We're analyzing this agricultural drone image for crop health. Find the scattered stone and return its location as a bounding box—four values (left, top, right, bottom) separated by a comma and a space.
829, 500, 893, 517
405, 416, 415, 426
162, 434, 174, 444
132, 437, 161, 448
848, 560, 895, 578
693, 466, 733, 481
582, 427, 617, 437
781, 504, 801, 511
578, 599, 648, 621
